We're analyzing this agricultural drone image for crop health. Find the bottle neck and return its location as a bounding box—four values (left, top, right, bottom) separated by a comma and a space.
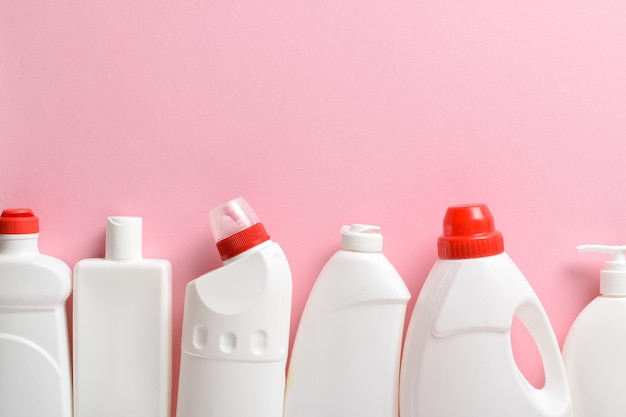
600, 269, 626, 296
0, 234, 40, 254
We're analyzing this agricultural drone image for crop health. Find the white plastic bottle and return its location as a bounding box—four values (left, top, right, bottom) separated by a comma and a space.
399, 204, 572, 417
176, 197, 292, 417
0, 208, 72, 417
562, 244, 626, 417
73, 216, 172, 417
284, 224, 411, 417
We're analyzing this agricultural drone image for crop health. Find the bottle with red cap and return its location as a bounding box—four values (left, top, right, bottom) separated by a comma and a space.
0, 208, 72, 417
176, 197, 292, 417
399, 204, 572, 417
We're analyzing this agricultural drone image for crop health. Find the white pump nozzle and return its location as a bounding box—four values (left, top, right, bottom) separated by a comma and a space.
578, 244, 626, 296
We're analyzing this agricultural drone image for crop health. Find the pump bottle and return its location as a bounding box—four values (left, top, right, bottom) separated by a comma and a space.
563, 245, 626, 417
399, 203, 572, 417
0, 208, 72, 417
176, 197, 292, 417
73, 216, 172, 417
284, 224, 410, 417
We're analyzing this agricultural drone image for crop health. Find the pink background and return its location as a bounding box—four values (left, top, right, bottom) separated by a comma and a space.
2, 0, 626, 414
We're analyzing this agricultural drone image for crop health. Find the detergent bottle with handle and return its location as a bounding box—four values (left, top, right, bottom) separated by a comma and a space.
399, 203, 572, 417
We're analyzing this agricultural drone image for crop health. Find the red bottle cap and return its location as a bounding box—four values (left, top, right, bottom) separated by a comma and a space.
216, 222, 270, 261
0, 208, 40, 234
437, 204, 504, 259
210, 197, 270, 261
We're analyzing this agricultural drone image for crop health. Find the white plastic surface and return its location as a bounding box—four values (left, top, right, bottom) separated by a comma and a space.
283, 239, 410, 417
0, 233, 72, 417
73, 245, 172, 416
209, 197, 260, 242
340, 224, 383, 252
563, 246, 626, 417
176, 240, 292, 417
105, 216, 143, 260
399, 253, 572, 417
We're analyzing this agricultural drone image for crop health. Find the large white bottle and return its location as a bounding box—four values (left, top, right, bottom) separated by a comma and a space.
562, 244, 626, 417
176, 197, 292, 417
73, 216, 172, 417
399, 204, 572, 417
284, 224, 411, 417
0, 208, 72, 417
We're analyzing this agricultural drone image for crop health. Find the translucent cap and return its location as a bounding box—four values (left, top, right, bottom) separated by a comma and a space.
341, 224, 383, 252
105, 216, 142, 260
0, 208, 39, 234
578, 244, 626, 296
438, 203, 504, 259
209, 197, 270, 261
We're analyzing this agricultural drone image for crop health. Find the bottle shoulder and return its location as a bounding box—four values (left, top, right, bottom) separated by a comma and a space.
567, 296, 626, 334
0, 252, 71, 274
316, 250, 408, 290
0, 254, 72, 306
564, 297, 626, 367
75, 258, 171, 273
192, 241, 290, 283
185, 241, 292, 316
416, 253, 545, 336
300, 250, 410, 317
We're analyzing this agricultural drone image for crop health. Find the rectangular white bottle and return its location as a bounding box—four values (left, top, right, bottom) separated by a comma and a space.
73, 216, 172, 417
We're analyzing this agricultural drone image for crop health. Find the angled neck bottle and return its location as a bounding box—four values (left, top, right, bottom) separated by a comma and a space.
176, 197, 292, 417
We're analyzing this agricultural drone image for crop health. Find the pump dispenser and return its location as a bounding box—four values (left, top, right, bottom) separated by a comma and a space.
399, 204, 572, 417
563, 244, 626, 417
176, 197, 292, 417
73, 216, 172, 417
0, 208, 72, 417
284, 224, 410, 417
577, 245, 626, 295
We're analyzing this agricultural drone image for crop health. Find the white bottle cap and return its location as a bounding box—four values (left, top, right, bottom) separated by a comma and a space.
105, 216, 142, 260
340, 224, 383, 253
578, 244, 626, 296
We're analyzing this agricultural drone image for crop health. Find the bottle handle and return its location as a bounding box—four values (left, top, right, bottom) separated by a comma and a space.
514, 302, 571, 417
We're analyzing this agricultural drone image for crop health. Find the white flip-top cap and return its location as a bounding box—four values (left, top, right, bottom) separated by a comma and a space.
105, 216, 142, 260
341, 224, 383, 253
578, 244, 626, 296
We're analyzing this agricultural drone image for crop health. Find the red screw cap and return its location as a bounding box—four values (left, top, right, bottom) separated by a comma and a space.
210, 197, 270, 261
216, 222, 270, 261
0, 208, 40, 234
437, 204, 504, 259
